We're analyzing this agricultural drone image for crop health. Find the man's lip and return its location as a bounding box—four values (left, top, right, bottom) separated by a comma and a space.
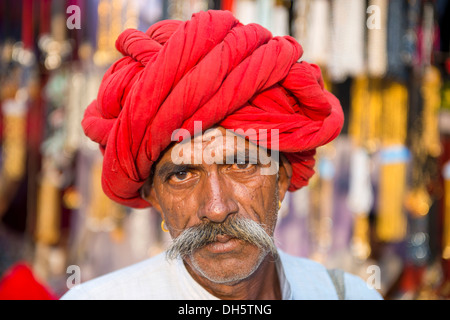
215, 234, 234, 243
204, 235, 240, 253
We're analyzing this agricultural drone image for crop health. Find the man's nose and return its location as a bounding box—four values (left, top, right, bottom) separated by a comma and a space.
197, 171, 239, 223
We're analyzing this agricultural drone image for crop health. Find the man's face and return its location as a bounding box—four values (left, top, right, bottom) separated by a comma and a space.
143, 126, 291, 285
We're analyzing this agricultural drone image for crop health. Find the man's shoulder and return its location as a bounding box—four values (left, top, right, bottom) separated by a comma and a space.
278, 250, 330, 279
60, 252, 172, 300
279, 250, 328, 271
278, 251, 383, 300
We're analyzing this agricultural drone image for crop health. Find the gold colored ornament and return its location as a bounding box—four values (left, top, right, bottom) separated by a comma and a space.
0, 97, 27, 217
351, 214, 371, 260
110, 221, 126, 243
35, 167, 61, 245
86, 159, 126, 233
161, 220, 169, 233
2, 114, 26, 180
421, 66, 442, 158
404, 186, 432, 218
94, 0, 122, 66
62, 187, 81, 210
1, 93, 27, 181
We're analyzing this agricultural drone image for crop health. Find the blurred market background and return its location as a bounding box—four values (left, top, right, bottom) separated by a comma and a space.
0, 0, 450, 300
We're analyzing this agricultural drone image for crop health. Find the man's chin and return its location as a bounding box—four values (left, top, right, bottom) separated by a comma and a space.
184, 245, 269, 285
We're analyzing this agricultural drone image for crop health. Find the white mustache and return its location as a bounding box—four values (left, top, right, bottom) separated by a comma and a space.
166, 216, 278, 260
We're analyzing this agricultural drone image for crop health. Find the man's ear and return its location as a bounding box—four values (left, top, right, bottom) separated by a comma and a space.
277, 154, 292, 203
141, 179, 164, 218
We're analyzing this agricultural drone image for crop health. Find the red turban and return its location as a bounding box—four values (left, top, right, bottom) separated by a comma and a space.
0, 263, 57, 300
82, 10, 344, 209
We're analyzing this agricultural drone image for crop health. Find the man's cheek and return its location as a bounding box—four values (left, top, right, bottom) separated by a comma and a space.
163, 203, 201, 232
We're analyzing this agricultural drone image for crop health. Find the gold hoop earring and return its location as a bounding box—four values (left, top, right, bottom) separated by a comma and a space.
161, 220, 169, 233
279, 201, 282, 210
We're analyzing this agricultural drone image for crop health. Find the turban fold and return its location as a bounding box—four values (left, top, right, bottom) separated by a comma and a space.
82, 10, 344, 209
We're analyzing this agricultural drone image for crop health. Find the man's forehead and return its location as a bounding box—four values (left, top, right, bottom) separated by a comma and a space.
195, 126, 258, 150
160, 126, 260, 161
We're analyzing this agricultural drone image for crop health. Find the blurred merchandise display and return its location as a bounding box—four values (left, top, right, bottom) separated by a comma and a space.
0, 0, 449, 300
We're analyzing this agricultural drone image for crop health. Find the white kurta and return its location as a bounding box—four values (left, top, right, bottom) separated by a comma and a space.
60, 250, 382, 300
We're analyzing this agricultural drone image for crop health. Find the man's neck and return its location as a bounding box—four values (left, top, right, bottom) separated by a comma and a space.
183, 255, 282, 300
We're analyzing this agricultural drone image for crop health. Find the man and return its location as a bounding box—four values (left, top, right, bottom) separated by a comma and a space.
62, 10, 382, 300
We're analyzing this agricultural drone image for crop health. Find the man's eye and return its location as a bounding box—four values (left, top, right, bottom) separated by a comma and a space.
169, 171, 191, 182
231, 162, 254, 170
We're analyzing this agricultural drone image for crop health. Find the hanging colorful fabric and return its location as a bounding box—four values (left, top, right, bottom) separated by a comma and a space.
367, 0, 388, 78
222, 0, 235, 12
347, 76, 382, 259
257, 0, 272, 30
94, 0, 121, 66
443, 161, 450, 260
308, 145, 336, 264
442, 80, 450, 111
271, 0, 289, 37
235, 0, 257, 25
1, 98, 27, 181
347, 147, 373, 260
293, 0, 330, 67
328, 0, 365, 82
0, 97, 28, 218
168, 0, 208, 20
377, 146, 410, 242
422, 66, 442, 158
349, 77, 382, 152
124, 0, 139, 30
86, 158, 126, 239
402, 0, 420, 68
0, 0, 35, 218
386, 0, 408, 81
35, 160, 61, 245
404, 66, 441, 220
376, 82, 409, 243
